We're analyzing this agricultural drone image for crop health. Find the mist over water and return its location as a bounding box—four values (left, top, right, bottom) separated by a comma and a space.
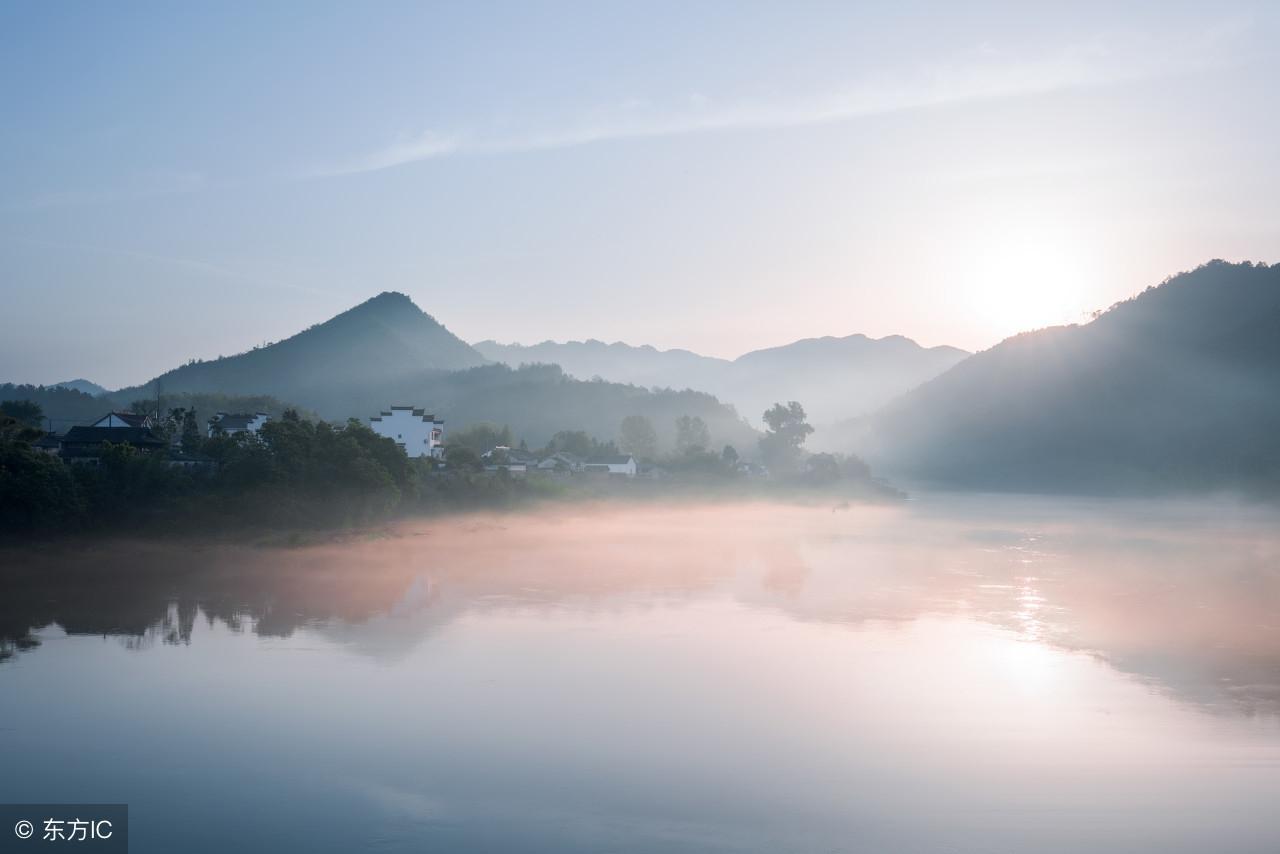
2, 497, 1279, 853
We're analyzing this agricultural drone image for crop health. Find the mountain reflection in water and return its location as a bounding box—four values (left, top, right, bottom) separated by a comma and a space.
4, 499, 1277, 715
2, 498, 1279, 854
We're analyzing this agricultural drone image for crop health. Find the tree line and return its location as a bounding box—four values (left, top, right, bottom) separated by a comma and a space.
0, 397, 895, 538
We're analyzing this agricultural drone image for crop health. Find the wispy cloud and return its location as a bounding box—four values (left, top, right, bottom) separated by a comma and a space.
315, 19, 1250, 178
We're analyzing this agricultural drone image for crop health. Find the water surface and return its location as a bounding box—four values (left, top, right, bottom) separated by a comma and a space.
2, 498, 1279, 852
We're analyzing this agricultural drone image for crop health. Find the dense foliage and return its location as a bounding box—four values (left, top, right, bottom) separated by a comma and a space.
0, 394, 897, 540
0, 411, 551, 537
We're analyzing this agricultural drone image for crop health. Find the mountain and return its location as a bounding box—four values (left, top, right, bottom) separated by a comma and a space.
52, 379, 108, 396
116, 293, 755, 450
475, 333, 968, 426
843, 260, 1280, 494
0, 384, 105, 429
727, 334, 969, 426
123, 292, 487, 401
474, 339, 729, 391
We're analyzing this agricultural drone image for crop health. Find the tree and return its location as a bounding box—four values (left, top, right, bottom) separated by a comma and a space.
759, 401, 813, 473
0, 399, 43, 428
180, 408, 202, 453
545, 430, 593, 458
804, 452, 841, 484
675, 415, 710, 454
0, 439, 84, 532
0, 414, 42, 443
618, 415, 658, 460
841, 453, 872, 481
448, 422, 512, 454
721, 445, 739, 466
444, 445, 482, 472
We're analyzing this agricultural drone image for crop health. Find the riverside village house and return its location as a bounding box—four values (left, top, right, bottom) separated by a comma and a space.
369, 406, 445, 459
208, 412, 270, 438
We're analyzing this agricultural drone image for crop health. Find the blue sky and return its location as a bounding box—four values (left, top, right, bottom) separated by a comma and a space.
2, 1, 1278, 387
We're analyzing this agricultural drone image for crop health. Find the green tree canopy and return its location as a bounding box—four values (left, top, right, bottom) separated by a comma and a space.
448, 422, 513, 454
675, 414, 710, 454
759, 401, 813, 473
618, 415, 658, 460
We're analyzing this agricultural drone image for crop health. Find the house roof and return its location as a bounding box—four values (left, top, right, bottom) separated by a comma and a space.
372, 406, 440, 423
33, 433, 62, 449
211, 413, 266, 430
585, 454, 635, 465
93, 411, 150, 428
538, 451, 583, 464
61, 426, 166, 448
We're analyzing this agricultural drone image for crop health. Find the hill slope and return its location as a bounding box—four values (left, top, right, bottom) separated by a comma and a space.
847, 261, 1280, 494
126, 292, 487, 401
475, 333, 968, 424
53, 379, 108, 396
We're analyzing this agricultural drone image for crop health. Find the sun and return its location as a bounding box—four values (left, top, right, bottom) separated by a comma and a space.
949, 215, 1100, 343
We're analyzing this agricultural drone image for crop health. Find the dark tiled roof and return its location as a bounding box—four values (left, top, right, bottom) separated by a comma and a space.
212, 413, 265, 430
372, 407, 439, 423
61, 426, 166, 447
585, 455, 635, 465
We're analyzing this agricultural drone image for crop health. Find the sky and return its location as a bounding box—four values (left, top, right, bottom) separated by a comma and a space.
2, 1, 1278, 389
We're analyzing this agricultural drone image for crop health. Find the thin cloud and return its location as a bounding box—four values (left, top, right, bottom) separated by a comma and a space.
316, 20, 1249, 177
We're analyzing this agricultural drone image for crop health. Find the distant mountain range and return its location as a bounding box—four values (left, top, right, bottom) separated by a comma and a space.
475, 333, 968, 425
11, 260, 1278, 495
52, 379, 108, 397
836, 260, 1280, 494
110, 292, 758, 451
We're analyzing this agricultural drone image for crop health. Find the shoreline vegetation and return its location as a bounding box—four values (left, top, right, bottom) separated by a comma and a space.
0, 403, 902, 545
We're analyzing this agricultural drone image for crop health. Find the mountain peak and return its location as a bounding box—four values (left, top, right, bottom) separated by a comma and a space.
369, 290, 414, 305
351, 291, 419, 315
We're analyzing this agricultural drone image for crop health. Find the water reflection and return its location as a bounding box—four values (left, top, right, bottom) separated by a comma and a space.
3, 498, 1279, 714
3, 499, 1280, 853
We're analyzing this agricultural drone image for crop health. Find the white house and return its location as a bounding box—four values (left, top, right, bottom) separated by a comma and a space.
369, 406, 444, 459
208, 412, 270, 438
583, 454, 637, 477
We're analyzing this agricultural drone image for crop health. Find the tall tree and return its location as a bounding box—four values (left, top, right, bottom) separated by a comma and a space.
759, 401, 813, 472
675, 414, 710, 453
180, 408, 202, 453
618, 415, 658, 460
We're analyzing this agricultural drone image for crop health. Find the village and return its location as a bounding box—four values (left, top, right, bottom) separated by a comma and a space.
3, 390, 882, 538
28, 404, 651, 478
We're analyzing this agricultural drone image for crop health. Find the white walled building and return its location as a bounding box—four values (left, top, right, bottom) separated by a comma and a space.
208, 412, 270, 438
582, 454, 637, 477
370, 406, 444, 459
